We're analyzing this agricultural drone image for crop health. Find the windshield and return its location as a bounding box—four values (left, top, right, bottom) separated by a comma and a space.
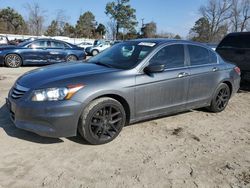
17, 41, 30, 47
87, 41, 156, 70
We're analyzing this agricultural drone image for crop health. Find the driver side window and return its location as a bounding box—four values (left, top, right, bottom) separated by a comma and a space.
150, 44, 185, 69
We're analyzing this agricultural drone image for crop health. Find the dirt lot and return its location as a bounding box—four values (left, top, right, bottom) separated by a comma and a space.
0, 67, 249, 188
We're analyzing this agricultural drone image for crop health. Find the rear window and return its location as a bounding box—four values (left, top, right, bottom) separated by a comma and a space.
188, 45, 210, 66
218, 34, 250, 49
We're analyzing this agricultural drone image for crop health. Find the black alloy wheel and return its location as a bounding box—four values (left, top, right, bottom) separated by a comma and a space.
209, 83, 230, 112
78, 97, 126, 145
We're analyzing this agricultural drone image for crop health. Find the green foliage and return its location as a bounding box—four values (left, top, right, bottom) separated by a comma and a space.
62, 23, 75, 38
45, 20, 59, 36
105, 0, 138, 39
189, 17, 211, 42
141, 22, 157, 38
95, 23, 106, 37
0, 7, 26, 34
75, 11, 96, 38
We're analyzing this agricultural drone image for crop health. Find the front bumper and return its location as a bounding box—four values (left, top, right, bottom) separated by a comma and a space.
6, 96, 84, 138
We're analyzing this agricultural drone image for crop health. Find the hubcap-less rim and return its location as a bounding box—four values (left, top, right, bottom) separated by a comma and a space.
6, 55, 21, 67
67, 55, 77, 62
90, 105, 123, 141
215, 87, 230, 110
92, 51, 98, 56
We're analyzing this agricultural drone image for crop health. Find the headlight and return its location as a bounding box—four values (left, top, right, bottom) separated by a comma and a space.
31, 85, 84, 102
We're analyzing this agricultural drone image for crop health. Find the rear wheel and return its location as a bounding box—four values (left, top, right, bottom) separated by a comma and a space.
91, 50, 99, 56
78, 97, 126, 145
208, 83, 230, 112
66, 55, 77, 62
5, 54, 22, 68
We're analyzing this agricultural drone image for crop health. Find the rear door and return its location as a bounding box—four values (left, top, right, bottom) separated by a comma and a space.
135, 44, 190, 118
46, 41, 67, 63
186, 44, 221, 108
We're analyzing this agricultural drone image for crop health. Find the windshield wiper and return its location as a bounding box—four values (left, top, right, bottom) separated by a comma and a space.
92, 61, 113, 68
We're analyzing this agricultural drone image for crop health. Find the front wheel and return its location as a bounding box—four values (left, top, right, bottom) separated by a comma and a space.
91, 50, 99, 56
5, 54, 22, 68
208, 83, 231, 113
78, 97, 126, 145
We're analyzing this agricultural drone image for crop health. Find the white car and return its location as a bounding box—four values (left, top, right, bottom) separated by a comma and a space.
77, 42, 93, 49
85, 40, 111, 56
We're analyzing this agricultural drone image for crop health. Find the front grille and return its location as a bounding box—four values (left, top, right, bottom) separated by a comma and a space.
11, 84, 29, 99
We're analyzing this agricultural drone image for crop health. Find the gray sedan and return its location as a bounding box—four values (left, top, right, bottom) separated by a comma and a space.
7, 39, 241, 144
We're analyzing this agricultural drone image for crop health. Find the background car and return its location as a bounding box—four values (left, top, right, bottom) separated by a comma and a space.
216, 32, 250, 82
85, 40, 111, 56
0, 35, 10, 46
77, 41, 93, 49
0, 38, 86, 68
7, 39, 240, 145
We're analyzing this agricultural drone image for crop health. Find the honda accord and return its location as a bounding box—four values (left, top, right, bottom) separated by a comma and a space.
6, 39, 241, 144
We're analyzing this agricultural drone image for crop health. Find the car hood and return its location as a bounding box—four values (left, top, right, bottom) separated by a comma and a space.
17, 62, 119, 88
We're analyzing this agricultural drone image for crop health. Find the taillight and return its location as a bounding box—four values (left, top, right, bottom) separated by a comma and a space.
234, 66, 241, 75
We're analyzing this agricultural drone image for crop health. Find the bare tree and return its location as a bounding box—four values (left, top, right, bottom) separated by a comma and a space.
106, 19, 117, 40
231, 0, 250, 32
55, 9, 69, 35
200, 0, 232, 41
25, 3, 46, 36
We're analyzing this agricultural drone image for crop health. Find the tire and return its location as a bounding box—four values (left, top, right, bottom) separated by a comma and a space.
78, 97, 126, 145
66, 55, 78, 62
208, 83, 231, 113
5, 54, 22, 68
91, 50, 99, 56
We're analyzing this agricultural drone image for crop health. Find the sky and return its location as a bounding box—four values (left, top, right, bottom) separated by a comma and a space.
0, 0, 207, 37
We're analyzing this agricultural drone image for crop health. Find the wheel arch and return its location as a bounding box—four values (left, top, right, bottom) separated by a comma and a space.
93, 94, 131, 125
222, 80, 233, 96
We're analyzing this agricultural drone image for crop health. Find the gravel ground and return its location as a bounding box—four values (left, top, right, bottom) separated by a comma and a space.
0, 66, 249, 188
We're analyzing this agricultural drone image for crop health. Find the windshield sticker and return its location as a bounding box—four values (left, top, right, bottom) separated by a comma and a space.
138, 42, 156, 47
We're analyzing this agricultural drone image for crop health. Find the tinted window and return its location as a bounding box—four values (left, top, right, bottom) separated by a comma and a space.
218, 35, 250, 49
30, 41, 46, 48
188, 45, 210, 66
150, 44, 185, 69
209, 51, 217, 64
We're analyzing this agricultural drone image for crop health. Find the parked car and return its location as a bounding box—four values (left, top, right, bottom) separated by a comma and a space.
205, 43, 218, 51
77, 41, 93, 49
216, 32, 250, 82
6, 39, 240, 144
0, 39, 86, 68
85, 40, 111, 56
0, 35, 10, 46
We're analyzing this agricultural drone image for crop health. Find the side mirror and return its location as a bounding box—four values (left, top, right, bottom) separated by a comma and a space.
144, 64, 165, 73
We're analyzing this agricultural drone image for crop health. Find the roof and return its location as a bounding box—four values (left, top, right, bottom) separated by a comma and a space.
128, 38, 210, 49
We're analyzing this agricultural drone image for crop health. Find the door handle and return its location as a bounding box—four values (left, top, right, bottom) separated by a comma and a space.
178, 72, 189, 78
212, 67, 218, 72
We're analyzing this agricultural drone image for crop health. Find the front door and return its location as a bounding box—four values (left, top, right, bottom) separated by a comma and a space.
21, 40, 49, 64
135, 44, 189, 119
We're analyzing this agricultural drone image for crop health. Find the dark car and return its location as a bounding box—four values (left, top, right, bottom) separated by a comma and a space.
216, 32, 250, 82
0, 39, 86, 68
6, 39, 240, 144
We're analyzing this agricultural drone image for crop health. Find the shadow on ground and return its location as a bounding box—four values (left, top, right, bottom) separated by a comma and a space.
0, 104, 63, 144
